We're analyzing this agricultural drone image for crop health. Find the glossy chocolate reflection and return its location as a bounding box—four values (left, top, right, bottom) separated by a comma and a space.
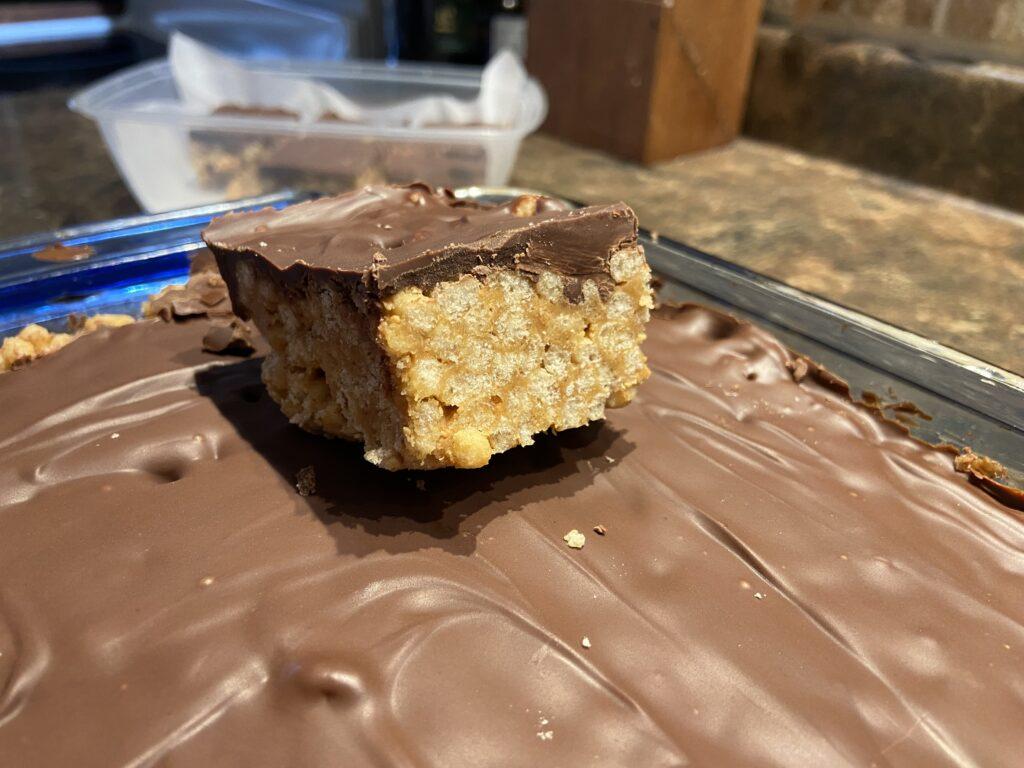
0, 307, 1022, 767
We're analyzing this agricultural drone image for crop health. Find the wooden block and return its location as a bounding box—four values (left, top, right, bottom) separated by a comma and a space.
527, 0, 764, 164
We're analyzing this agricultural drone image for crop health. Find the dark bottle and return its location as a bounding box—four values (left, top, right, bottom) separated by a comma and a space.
394, 0, 507, 64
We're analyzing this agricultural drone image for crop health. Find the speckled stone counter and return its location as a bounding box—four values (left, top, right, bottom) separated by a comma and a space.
512, 134, 1024, 374
1, 88, 1021, 373
0, 87, 138, 237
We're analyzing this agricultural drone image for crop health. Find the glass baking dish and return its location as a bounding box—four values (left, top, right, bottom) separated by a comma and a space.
0, 190, 308, 334
2, 187, 1021, 491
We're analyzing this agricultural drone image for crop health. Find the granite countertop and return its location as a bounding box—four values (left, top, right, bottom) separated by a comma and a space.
513, 135, 1023, 374
0, 88, 138, 234
1, 87, 1021, 373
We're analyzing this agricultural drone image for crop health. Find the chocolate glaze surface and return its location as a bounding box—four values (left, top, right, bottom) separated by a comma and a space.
1, 307, 1022, 767
202, 183, 637, 304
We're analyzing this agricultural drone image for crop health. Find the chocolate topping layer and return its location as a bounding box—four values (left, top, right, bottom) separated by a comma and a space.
202, 183, 638, 304
1, 308, 1022, 767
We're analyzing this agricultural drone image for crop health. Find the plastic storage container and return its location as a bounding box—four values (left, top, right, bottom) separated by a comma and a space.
70, 59, 547, 212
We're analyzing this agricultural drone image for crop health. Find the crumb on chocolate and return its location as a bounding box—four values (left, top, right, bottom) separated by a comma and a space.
202, 319, 255, 356
955, 448, 1007, 480
83, 314, 135, 333
563, 529, 586, 549
511, 194, 539, 218
593, 524, 607, 535
581, 636, 592, 648
1, 314, 135, 373
788, 357, 810, 383
65, 313, 135, 335
0, 324, 68, 371
296, 466, 317, 497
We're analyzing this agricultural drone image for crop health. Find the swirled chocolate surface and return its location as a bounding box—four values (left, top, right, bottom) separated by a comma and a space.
0, 307, 1021, 767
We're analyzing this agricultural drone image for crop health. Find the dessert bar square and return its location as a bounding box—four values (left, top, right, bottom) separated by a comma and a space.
204, 184, 652, 469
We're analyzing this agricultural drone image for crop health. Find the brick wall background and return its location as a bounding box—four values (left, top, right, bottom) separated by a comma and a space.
766, 0, 1024, 53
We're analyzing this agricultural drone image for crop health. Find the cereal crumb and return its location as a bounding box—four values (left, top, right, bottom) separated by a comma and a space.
563, 529, 586, 549
593, 524, 607, 535
296, 466, 317, 497
581, 636, 592, 648
450, 427, 492, 468
537, 730, 554, 741
954, 448, 1007, 480
511, 194, 539, 217
144, 272, 232, 321
82, 314, 135, 333
754, 592, 765, 600
199, 577, 215, 587
1, 314, 136, 373
1, 324, 72, 371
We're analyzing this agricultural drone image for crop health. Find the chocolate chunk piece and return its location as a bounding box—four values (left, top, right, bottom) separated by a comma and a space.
143, 272, 234, 321
31, 243, 95, 262
204, 183, 653, 470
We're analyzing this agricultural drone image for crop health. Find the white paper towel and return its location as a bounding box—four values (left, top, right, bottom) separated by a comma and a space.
168, 32, 529, 127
